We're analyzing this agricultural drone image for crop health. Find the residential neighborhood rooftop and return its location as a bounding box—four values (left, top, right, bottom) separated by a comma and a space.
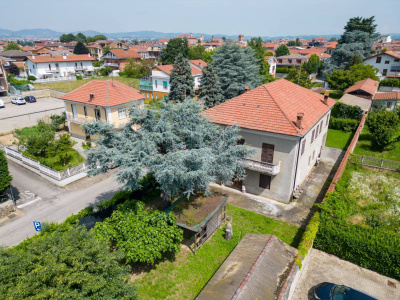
373, 91, 400, 100
344, 78, 380, 95
26, 54, 95, 63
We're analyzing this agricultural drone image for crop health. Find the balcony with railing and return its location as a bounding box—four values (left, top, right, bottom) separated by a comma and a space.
241, 159, 280, 175
139, 76, 153, 91
45, 67, 60, 72
66, 112, 96, 124
75, 66, 88, 70
103, 62, 119, 68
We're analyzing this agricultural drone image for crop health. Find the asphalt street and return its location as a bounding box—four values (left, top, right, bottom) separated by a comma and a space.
0, 160, 123, 247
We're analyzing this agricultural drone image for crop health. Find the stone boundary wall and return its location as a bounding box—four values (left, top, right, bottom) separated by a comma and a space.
276, 114, 367, 300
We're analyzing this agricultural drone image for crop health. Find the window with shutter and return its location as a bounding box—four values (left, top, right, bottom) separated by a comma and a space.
259, 174, 271, 189
261, 143, 274, 163
326, 114, 330, 126
320, 121, 323, 134
301, 139, 306, 156
311, 130, 315, 143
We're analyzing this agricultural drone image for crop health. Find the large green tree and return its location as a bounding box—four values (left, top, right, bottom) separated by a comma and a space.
212, 40, 262, 99
95, 200, 183, 264
73, 41, 89, 54
248, 37, 273, 83
343, 16, 379, 39
366, 110, 400, 150
87, 35, 107, 43
75, 32, 87, 43
160, 38, 189, 64
169, 53, 195, 101
0, 150, 12, 193
326, 63, 379, 91
82, 99, 253, 207
0, 226, 138, 299
202, 48, 216, 63
60, 33, 75, 43
188, 44, 206, 60
198, 64, 224, 108
303, 54, 321, 74
285, 67, 312, 89
4, 41, 20, 51
275, 44, 290, 57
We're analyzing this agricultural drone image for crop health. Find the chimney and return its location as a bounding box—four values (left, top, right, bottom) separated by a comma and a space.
158, 61, 162, 65
212, 35, 214, 41
323, 92, 329, 105
244, 86, 250, 93
89, 93, 94, 101
50, 53, 53, 58
297, 113, 304, 129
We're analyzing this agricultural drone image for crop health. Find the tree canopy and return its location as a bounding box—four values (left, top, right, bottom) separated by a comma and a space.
212, 40, 262, 99
248, 37, 273, 83
73, 41, 89, 54
303, 54, 321, 74
0, 150, 12, 193
275, 44, 290, 57
82, 99, 253, 207
59, 33, 76, 43
285, 67, 312, 89
366, 110, 400, 151
87, 35, 107, 43
198, 64, 224, 108
343, 16, 379, 39
0, 225, 138, 299
188, 45, 206, 60
326, 63, 379, 91
160, 38, 189, 64
4, 41, 21, 51
169, 53, 195, 101
75, 32, 87, 43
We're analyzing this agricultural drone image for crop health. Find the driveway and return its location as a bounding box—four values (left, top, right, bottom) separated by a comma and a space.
211, 147, 343, 227
0, 97, 64, 133
293, 249, 400, 300
0, 160, 122, 247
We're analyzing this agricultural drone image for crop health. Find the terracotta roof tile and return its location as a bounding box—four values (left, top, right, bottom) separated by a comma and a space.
344, 78, 380, 96
108, 49, 141, 59
373, 92, 400, 100
60, 80, 145, 107
27, 54, 95, 63
203, 79, 335, 136
156, 60, 204, 76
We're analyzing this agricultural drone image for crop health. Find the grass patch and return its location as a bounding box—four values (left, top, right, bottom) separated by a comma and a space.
24, 149, 85, 171
353, 125, 400, 162
325, 129, 354, 150
33, 77, 139, 92
134, 204, 304, 300
321, 90, 343, 100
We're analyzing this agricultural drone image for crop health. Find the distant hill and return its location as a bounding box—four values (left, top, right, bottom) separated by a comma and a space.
0, 28, 398, 42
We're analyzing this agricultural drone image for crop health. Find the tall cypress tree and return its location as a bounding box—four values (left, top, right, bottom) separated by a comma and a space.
0, 151, 12, 193
198, 64, 224, 108
169, 53, 194, 102
212, 40, 262, 99
73, 41, 89, 54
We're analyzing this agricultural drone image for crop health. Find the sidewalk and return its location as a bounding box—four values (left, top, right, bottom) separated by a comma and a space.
211, 147, 343, 227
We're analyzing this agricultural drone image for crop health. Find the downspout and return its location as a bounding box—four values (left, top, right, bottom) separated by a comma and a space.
292, 136, 303, 199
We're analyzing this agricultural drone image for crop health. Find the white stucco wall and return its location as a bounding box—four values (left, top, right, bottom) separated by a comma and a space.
364, 53, 400, 79
27, 59, 95, 79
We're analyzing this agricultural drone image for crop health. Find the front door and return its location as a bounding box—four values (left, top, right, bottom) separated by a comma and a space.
261, 143, 274, 163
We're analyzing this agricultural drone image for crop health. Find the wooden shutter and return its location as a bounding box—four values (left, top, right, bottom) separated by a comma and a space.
259, 174, 271, 189
261, 143, 274, 163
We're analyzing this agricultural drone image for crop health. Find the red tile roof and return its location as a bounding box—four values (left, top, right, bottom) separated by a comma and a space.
189, 59, 208, 69
203, 79, 335, 136
27, 54, 95, 63
373, 92, 400, 100
108, 49, 141, 59
344, 78, 380, 96
304, 53, 331, 58
60, 80, 145, 107
299, 48, 326, 55
155, 60, 205, 76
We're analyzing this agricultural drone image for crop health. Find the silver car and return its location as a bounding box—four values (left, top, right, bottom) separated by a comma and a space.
11, 97, 26, 105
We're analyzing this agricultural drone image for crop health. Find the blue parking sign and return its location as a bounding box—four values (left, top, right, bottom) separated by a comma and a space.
33, 221, 42, 231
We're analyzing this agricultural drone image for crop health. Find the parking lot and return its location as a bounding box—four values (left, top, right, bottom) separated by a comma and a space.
293, 249, 399, 300
0, 97, 64, 134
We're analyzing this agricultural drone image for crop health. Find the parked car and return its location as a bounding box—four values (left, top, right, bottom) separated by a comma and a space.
24, 96, 37, 103
314, 282, 378, 300
11, 97, 26, 105
0, 99, 4, 108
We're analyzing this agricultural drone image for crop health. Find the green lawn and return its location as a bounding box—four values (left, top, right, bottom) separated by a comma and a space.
353, 125, 400, 162
33, 77, 139, 92
134, 204, 304, 300
325, 129, 354, 150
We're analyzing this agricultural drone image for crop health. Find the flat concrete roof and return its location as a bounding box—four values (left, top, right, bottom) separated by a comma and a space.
339, 94, 371, 112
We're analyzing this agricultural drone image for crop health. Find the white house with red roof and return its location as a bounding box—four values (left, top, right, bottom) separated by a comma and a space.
204, 79, 335, 202
60, 80, 145, 139
139, 59, 207, 100
363, 51, 400, 79
26, 54, 95, 79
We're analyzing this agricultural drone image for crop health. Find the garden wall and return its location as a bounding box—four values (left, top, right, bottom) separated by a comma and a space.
277, 114, 367, 300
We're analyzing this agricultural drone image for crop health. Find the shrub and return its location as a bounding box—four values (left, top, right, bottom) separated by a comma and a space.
329, 117, 359, 131
295, 212, 320, 268
380, 78, 400, 87
321, 90, 343, 100
366, 110, 400, 150
331, 102, 363, 120
27, 75, 36, 81
75, 74, 83, 80
276, 68, 290, 73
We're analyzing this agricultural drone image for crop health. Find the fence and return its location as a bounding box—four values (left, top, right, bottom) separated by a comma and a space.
3, 146, 88, 185
349, 154, 400, 171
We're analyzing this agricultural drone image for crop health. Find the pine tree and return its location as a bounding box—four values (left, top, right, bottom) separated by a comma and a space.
73, 41, 89, 54
212, 41, 262, 99
169, 53, 195, 102
198, 64, 224, 108
0, 150, 12, 193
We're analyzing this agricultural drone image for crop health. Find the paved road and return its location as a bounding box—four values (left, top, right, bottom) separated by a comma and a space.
0, 97, 64, 133
0, 160, 123, 247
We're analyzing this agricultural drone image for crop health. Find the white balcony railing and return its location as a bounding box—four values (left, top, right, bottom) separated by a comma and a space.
241, 159, 280, 175
45, 68, 60, 72
66, 112, 97, 124
75, 66, 88, 70
103, 62, 119, 67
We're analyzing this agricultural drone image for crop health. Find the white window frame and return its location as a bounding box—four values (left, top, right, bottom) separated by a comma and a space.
118, 108, 127, 120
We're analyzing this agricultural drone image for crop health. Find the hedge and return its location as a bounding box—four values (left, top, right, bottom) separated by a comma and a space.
329, 117, 358, 131
331, 102, 363, 120
276, 68, 290, 73
314, 220, 400, 280
295, 212, 320, 268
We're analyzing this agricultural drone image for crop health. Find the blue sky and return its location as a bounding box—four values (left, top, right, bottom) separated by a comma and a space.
1, 0, 399, 36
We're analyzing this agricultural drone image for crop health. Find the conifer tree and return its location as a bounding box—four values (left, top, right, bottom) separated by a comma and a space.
0, 150, 12, 193
83, 100, 253, 208
73, 41, 89, 54
169, 53, 195, 102
212, 41, 262, 99
198, 64, 224, 108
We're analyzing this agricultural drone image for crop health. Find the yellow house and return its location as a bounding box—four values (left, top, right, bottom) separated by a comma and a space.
60, 80, 145, 139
